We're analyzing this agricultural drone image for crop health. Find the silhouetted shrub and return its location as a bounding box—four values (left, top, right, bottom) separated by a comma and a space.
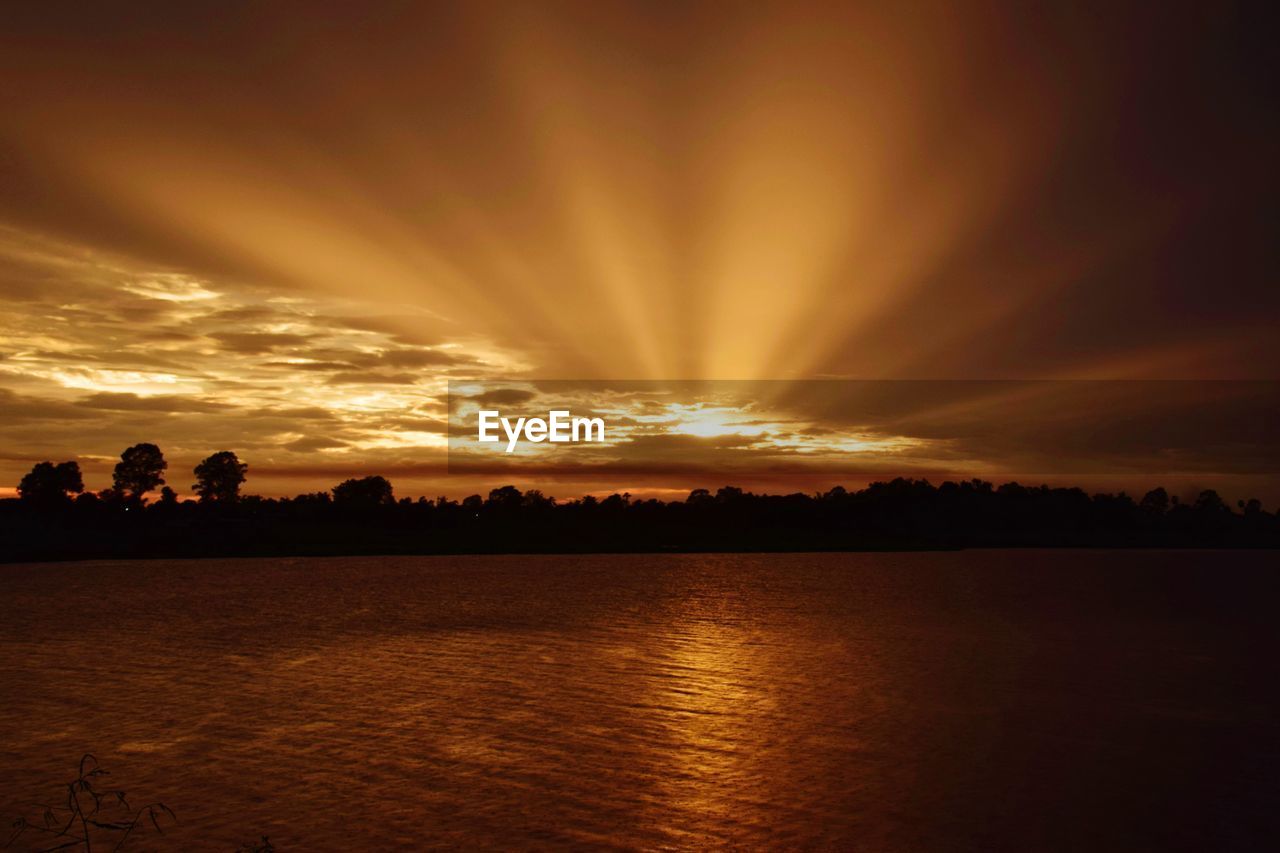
4, 754, 173, 851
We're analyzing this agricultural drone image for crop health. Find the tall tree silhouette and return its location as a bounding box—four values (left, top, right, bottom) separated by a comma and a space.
332, 475, 394, 507
17, 461, 83, 505
192, 451, 248, 503
112, 443, 167, 502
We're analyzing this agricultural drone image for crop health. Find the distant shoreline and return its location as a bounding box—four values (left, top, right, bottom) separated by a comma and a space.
5, 478, 1277, 563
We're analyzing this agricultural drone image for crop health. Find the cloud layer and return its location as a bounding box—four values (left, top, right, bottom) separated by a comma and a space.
0, 4, 1275, 500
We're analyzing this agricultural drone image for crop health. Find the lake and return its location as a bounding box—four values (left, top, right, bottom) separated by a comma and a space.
1, 551, 1277, 850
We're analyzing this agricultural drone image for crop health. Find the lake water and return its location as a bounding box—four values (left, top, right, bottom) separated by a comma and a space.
0, 551, 1277, 851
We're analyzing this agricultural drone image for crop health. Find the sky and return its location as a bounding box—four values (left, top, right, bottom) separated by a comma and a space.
0, 2, 1276, 502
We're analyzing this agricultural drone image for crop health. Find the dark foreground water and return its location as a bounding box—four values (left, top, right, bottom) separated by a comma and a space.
1, 551, 1277, 851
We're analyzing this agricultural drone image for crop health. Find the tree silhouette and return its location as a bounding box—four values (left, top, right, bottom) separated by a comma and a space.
192, 451, 248, 503
1140, 486, 1170, 513
1194, 489, 1229, 513
486, 484, 523, 511
17, 461, 84, 505
332, 475, 394, 507
686, 488, 713, 506
112, 443, 167, 502
522, 489, 554, 509
4, 451, 1280, 561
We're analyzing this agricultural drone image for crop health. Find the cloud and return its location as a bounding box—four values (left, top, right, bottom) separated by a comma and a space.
251, 406, 340, 421
208, 332, 319, 354
75, 392, 225, 412
382, 416, 449, 433
469, 388, 536, 406
262, 360, 358, 371
0, 227, 532, 495
336, 315, 454, 346
328, 371, 421, 385
284, 436, 349, 452
0, 388, 99, 422
376, 349, 472, 368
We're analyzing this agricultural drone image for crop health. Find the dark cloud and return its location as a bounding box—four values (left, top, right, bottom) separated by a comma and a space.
469, 388, 536, 406
208, 307, 293, 324
209, 332, 318, 354
263, 349, 472, 373
248, 407, 340, 421
615, 433, 767, 454
328, 371, 421, 385
137, 330, 202, 343
262, 360, 357, 372
381, 416, 449, 433
376, 349, 470, 368
284, 436, 349, 452
0, 389, 98, 423
75, 392, 225, 413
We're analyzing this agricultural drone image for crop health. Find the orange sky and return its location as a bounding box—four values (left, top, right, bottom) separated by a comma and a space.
0, 2, 1275, 502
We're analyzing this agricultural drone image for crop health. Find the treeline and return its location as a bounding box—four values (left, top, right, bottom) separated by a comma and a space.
2, 445, 1277, 561
15, 443, 247, 506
